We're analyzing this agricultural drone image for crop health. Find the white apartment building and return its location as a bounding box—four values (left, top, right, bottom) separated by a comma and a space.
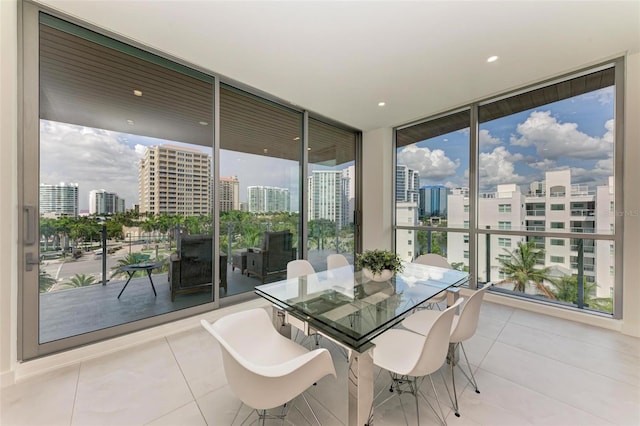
447, 170, 614, 298
308, 170, 350, 229
396, 165, 420, 203
396, 201, 418, 262
89, 189, 124, 215
39, 182, 79, 218
218, 176, 240, 212
247, 186, 290, 213
138, 145, 212, 216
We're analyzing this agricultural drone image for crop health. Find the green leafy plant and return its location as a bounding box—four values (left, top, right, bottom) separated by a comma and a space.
355, 249, 404, 275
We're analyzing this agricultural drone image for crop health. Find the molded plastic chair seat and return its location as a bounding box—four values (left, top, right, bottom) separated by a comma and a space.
413, 254, 452, 309
287, 259, 316, 279
201, 308, 336, 422
370, 297, 464, 425
401, 285, 490, 417
326, 253, 350, 270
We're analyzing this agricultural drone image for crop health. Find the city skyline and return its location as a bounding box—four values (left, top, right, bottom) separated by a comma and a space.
40, 86, 613, 212
40, 120, 351, 212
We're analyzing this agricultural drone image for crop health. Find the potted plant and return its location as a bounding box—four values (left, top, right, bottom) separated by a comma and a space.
355, 249, 404, 282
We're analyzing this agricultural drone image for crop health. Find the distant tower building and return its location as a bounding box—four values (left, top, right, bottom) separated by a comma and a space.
396, 165, 420, 203
219, 176, 240, 212
308, 170, 349, 229
419, 185, 448, 218
247, 186, 290, 213
138, 144, 211, 216
89, 189, 124, 215
396, 201, 419, 262
342, 165, 356, 225
39, 182, 79, 217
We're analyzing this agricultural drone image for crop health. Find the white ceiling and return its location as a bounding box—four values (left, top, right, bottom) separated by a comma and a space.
36, 0, 640, 132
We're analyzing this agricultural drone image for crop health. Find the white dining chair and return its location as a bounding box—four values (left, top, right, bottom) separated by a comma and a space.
200, 308, 336, 425
287, 259, 316, 279
402, 285, 490, 417
370, 297, 464, 425
326, 253, 350, 270
414, 254, 452, 310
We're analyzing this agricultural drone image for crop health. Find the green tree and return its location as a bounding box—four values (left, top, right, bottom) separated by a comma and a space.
40, 218, 56, 251
549, 275, 613, 313
39, 269, 57, 293
59, 273, 97, 289
497, 240, 555, 299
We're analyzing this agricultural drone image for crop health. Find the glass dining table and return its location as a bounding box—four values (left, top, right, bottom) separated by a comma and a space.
255, 262, 469, 426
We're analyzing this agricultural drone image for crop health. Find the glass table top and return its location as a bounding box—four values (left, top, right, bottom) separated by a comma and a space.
255, 262, 469, 352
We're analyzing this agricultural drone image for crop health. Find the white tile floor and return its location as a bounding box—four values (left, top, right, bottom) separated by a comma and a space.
2, 299, 639, 426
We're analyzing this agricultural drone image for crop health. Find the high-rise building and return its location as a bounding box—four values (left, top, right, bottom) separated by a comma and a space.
89, 189, 125, 215
308, 170, 349, 229
342, 165, 356, 225
219, 176, 240, 212
396, 165, 420, 203
419, 185, 448, 218
39, 182, 79, 217
247, 186, 290, 213
396, 201, 418, 261
447, 170, 613, 298
138, 145, 211, 216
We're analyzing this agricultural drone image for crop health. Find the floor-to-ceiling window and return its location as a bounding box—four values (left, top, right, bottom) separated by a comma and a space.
218, 85, 302, 292
20, 5, 360, 359
29, 13, 217, 353
394, 62, 623, 317
307, 118, 358, 271
395, 110, 470, 268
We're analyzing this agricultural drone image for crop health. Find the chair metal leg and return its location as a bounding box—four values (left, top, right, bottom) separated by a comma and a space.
443, 341, 481, 418
458, 342, 480, 393
374, 373, 447, 426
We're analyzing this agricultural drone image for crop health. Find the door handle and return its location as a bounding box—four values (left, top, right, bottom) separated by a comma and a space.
24, 205, 37, 246
25, 252, 40, 272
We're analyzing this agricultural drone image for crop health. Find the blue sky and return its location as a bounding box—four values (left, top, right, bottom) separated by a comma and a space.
397, 87, 614, 192
40, 87, 613, 211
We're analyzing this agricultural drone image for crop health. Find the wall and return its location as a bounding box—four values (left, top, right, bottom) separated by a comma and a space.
0, 0, 18, 386
621, 51, 640, 337
361, 127, 393, 251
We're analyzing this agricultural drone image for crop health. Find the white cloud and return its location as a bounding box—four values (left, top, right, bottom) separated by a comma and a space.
397, 145, 459, 181
528, 158, 557, 170
478, 146, 526, 188
509, 110, 612, 160
570, 158, 614, 182
479, 129, 501, 148
40, 121, 142, 210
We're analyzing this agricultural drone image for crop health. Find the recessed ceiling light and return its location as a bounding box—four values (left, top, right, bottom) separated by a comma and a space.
199, 121, 209, 126
293, 137, 300, 141
127, 120, 134, 125
133, 89, 143, 97
487, 56, 499, 63
378, 102, 386, 107
307, 147, 311, 151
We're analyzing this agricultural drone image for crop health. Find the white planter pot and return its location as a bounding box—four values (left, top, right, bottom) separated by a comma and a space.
362, 268, 394, 282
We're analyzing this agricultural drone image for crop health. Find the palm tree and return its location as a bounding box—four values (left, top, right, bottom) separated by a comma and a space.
549, 275, 612, 312
497, 240, 555, 299
67, 273, 98, 287
111, 253, 146, 279
39, 270, 57, 293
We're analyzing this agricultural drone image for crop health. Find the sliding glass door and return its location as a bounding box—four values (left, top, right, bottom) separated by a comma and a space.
20, 5, 361, 360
